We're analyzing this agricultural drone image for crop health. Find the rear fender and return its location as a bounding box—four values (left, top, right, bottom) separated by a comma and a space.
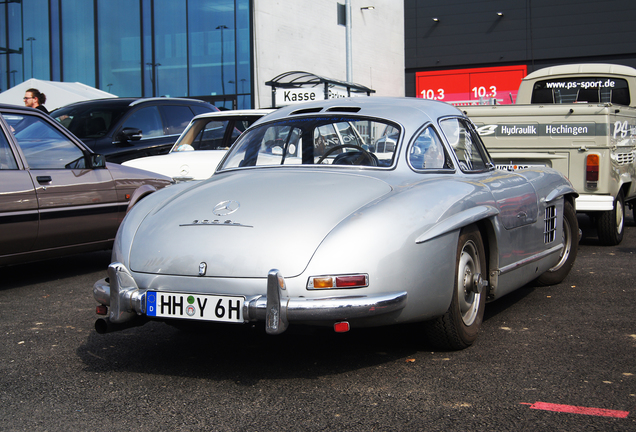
415, 207, 501, 300
414, 205, 499, 244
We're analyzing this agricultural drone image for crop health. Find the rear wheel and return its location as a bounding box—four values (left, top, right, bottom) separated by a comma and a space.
536, 200, 578, 286
424, 225, 487, 350
597, 190, 624, 246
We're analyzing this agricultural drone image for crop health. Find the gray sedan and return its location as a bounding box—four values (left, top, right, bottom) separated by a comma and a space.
0, 104, 172, 266
93, 97, 578, 350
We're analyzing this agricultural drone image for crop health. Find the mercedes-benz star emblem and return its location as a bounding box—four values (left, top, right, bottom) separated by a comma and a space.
213, 200, 240, 216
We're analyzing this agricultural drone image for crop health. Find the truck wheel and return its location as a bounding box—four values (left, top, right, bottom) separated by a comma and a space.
597, 190, 624, 246
424, 225, 487, 350
536, 201, 578, 285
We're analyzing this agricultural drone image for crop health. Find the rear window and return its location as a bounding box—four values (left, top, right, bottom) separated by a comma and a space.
220, 116, 399, 170
531, 77, 630, 105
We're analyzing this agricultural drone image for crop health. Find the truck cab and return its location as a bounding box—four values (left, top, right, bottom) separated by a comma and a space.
464, 64, 636, 245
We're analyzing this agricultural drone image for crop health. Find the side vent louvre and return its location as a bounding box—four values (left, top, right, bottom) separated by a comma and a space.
544, 205, 557, 243
616, 151, 635, 166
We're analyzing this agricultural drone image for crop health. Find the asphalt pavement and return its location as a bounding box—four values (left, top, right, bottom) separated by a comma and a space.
1, 214, 635, 431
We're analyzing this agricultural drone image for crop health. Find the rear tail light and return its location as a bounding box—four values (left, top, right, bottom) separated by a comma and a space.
307, 274, 368, 289
586, 154, 599, 189
335, 275, 368, 287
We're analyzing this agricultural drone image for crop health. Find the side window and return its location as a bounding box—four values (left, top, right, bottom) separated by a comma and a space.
440, 118, 489, 172
409, 126, 449, 170
0, 124, 18, 169
3, 113, 84, 169
194, 120, 230, 150
121, 106, 163, 138
161, 105, 196, 135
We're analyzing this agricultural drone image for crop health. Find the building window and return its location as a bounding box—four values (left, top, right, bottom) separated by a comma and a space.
61, 0, 95, 86
2, 0, 252, 108
97, 0, 142, 97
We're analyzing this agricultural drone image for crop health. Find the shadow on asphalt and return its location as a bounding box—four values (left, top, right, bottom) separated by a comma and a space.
483, 283, 536, 321
77, 320, 429, 385
0, 249, 111, 290
75, 284, 542, 383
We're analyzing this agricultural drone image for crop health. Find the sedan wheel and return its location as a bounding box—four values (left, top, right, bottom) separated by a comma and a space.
424, 225, 487, 350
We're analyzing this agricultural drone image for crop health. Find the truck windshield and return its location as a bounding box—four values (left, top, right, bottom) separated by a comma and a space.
531, 77, 630, 105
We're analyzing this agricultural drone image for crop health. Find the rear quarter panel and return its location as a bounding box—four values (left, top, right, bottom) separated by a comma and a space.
296, 177, 495, 323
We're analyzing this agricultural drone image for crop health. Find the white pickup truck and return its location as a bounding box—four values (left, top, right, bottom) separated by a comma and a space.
463, 64, 636, 245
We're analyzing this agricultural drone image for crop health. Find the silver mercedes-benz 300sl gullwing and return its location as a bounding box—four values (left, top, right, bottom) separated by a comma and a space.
93, 97, 579, 350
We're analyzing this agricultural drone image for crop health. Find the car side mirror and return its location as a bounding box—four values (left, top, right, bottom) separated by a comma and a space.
90, 154, 106, 168
64, 153, 105, 169
116, 127, 142, 146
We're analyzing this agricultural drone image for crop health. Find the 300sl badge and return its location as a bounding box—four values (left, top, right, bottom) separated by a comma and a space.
199, 262, 207, 276
179, 219, 253, 228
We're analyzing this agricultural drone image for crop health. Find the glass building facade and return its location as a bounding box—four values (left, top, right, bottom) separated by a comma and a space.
1, 0, 252, 109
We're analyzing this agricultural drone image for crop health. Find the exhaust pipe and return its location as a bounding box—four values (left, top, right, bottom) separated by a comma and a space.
95, 317, 148, 334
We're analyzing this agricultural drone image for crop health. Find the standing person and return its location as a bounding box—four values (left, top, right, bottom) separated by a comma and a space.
24, 88, 49, 114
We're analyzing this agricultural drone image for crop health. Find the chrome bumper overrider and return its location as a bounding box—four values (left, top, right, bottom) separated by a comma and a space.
93, 263, 408, 334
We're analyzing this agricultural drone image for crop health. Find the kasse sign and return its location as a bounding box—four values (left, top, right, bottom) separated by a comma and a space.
275, 88, 322, 106
275, 87, 360, 106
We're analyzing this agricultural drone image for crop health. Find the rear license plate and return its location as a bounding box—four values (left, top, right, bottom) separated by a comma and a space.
146, 291, 244, 323
496, 163, 542, 172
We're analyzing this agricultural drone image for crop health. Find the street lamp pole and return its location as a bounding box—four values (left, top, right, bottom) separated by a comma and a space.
345, 0, 352, 82
26, 37, 35, 78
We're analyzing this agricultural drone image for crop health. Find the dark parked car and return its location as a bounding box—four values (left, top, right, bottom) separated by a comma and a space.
51, 98, 218, 164
0, 104, 172, 266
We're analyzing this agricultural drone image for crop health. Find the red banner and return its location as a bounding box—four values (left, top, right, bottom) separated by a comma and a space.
416, 65, 528, 105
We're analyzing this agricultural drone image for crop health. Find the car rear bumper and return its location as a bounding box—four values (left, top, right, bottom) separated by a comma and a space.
575, 194, 614, 212
93, 262, 408, 334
